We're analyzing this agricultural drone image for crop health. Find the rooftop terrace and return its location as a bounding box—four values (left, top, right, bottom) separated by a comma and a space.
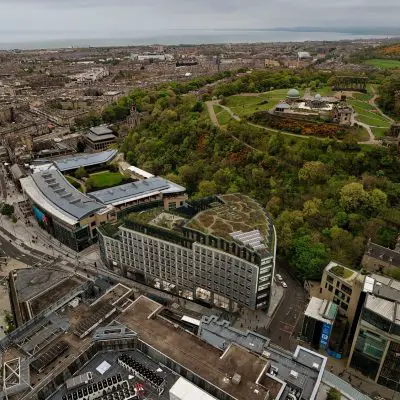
186, 194, 274, 254
326, 261, 359, 283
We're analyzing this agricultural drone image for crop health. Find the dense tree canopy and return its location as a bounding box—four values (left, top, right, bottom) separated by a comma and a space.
378, 73, 400, 116
118, 72, 400, 280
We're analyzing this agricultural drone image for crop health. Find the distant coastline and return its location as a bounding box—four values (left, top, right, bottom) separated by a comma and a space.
0, 29, 397, 51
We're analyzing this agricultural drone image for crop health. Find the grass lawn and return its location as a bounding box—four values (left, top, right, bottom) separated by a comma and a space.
365, 59, 400, 69
218, 110, 233, 125
310, 86, 334, 96
66, 176, 84, 192
349, 100, 392, 128
351, 127, 370, 142
352, 92, 373, 102
213, 105, 233, 125
371, 127, 389, 138
224, 89, 299, 117
87, 170, 124, 190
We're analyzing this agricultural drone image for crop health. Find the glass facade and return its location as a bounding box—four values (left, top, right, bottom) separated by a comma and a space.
378, 341, 400, 391
350, 329, 387, 379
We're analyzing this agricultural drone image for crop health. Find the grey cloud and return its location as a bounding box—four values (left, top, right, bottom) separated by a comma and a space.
0, 0, 398, 43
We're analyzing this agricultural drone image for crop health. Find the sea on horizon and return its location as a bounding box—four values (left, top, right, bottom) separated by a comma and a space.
0, 29, 394, 50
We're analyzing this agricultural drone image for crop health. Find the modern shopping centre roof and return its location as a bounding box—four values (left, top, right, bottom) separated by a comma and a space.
88, 177, 186, 206
53, 149, 117, 172
21, 169, 105, 224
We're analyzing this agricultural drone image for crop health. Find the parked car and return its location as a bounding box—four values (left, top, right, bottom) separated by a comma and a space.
281, 282, 288, 288
275, 274, 283, 281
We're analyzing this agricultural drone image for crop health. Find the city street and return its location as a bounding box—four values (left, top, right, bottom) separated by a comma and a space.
264, 258, 307, 351
0, 233, 41, 265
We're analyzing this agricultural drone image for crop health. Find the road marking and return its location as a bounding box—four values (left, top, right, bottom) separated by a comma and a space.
280, 321, 295, 334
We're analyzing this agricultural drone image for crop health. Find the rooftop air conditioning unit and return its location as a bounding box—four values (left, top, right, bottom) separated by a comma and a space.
289, 370, 299, 379
232, 373, 241, 385
312, 362, 320, 370
262, 351, 271, 359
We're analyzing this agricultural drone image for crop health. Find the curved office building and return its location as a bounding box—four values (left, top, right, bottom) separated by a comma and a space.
20, 167, 114, 251
98, 194, 277, 311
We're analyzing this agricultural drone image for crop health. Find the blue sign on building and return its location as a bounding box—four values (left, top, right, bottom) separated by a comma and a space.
320, 322, 332, 349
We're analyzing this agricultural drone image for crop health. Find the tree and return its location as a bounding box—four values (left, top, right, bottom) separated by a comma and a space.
298, 161, 328, 183
378, 74, 400, 115
266, 196, 281, 217
191, 101, 204, 113
197, 180, 218, 198
109, 163, 119, 173
75, 167, 88, 179
289, 235, 329, 280
368, 188, 387, 213
377, 226, 398, 248
327, 387, 341, 400
340, 182, 368, 212
1, 203, 14, 216
331, 211, 348, 228
303, 198, 322, 218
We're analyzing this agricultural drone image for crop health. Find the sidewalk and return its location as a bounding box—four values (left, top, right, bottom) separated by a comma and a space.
232, 282, 284, 332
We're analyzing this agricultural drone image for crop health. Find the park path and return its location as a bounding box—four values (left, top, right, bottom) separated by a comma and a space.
207, 98, 382, 146
205, 101, 259, 152
206, 100, 221, 128
350, 89, 388, 145
369, 94, 395, 124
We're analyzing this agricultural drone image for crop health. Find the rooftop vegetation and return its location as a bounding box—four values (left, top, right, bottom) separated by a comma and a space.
330, 265, 354, 279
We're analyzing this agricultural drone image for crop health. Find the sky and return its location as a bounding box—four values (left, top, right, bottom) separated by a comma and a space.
0, 0, 399, 42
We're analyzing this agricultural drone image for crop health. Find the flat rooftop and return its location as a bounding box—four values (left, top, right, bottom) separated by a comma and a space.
89, 126, 114, 136
326, 261, 359, 283
186, 194, 274, 255
21, 169, 105, 223
86, 132, 116, 142
117, 296, 272, 400
53, 149, 118, 172
50, 349, 178, 400
365, 293, 400, 326
304, 297, 337, 324
199, 315, 270, 354
88, 176, 186, 206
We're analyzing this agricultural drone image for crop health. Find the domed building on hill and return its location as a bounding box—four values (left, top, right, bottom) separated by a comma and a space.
286, 88, 300, 101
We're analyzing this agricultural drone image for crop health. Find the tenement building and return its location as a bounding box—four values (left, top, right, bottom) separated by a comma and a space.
98, 194, 277, 311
